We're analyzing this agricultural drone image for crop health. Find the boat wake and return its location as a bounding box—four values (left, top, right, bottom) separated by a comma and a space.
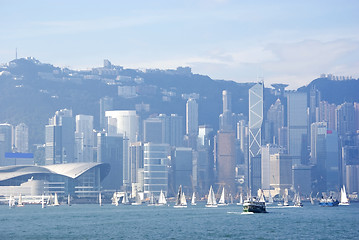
227, 211, 254, 215
227, 211, 241, 215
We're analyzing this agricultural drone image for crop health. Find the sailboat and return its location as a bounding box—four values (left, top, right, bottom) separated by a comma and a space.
236, 193, 243, 205
229, 193, 234, 205
9, 195, 15, 209
47, 194, 53, 205
205, 185, 217, 208
294, 192, 303, 207
112, 192, 118, 206
258, 189, 266, 203
53, 193, 60, 206
174, 185, 187, 208
17, 193, 24, 207
339, 185, 350, 206
148, 193, 156, 206
283, 189, 289, 206
310, 192, 315, 205
157, 190, 167, 206
131, 190, 142, 205
67, 194, 71, 206
218, 187, 228, 206
41, 194, 46, 208
122, 192, 130, 205
99, 192, 102, 206
191, 192, 197, 206
267, 191, 273, 205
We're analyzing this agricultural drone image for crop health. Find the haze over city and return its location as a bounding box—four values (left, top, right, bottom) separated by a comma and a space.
0, 1, 359, 239
1, 0, 359, 88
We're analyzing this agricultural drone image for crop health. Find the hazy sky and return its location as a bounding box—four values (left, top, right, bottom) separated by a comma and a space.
1, 0, 358, 88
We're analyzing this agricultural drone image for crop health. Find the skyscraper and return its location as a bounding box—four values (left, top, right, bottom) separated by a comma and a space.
45, 109, 75, 165
270, 153, 292, 194
319, 101, 336, 130
99, 96, 113, 131
310, 122, 328, 192
173, 147, 193, 194
186, 98, 198, 136
75, 114, 94, 162
266, 99, 284, 144
14, 123, 28, 153
248, 82, 263, 194
219, 90, 233, 131
105, 110, 138, 142
143, 143, 170, 197
0, 124, 13, 166
215, 131, 236, 194
287, 92, 308, 165
261, 144, 281, 190
97, 132, 123, 190
335, 102, 356, 136
143, 117, 165, 144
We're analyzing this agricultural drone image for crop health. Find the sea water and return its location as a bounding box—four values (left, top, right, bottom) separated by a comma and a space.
0, 202, 358, 239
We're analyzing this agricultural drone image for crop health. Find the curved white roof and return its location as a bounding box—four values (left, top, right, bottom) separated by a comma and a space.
0, 163, 110, 182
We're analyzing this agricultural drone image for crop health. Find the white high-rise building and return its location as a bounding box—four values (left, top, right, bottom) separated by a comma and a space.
186, 98, 198, 136
105, 110, 138, 142
105, 110, 139, 188
261, 144, 281, 190
143, 143, 170, 197
15, 123, 28, 153
75, 115, 94, 162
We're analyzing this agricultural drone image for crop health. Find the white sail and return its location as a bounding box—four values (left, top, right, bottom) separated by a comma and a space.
294, 192, 303, 207
53, 193, 60, 206
132, 191, 142, 205
47, 194, 53, 205
68, 194, 71, 206
339, 185, 350, 205
268, 191, 273, 204
149, 193, 155, 205
9, 195, 15, 208
283, 189, 289, 206
174, 185, 187, 208
42, 194, 46, 208
158, 190, 167, 205
112, 192, 118, 206
18, 193, 24, 207
99, 192, 102, 206
122, 192, 130, 205
259, 189, 265, 203
218, 187, 227, 205
236, 193, 243, 205
191, 192, 196, 205
206, 185, 217, 207
180, 192, 187, 206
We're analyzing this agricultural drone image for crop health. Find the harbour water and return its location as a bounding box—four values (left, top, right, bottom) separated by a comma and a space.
1, 202, 358, 239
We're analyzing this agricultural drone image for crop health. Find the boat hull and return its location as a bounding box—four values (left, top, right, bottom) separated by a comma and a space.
205, 204, 218, 208
319, 200, 339, 207
173, 205, 187, 208
339, 202, 350, 206
243, 201, 267, 213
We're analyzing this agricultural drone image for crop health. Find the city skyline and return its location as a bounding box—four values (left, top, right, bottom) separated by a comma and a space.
1, 1, 359, 89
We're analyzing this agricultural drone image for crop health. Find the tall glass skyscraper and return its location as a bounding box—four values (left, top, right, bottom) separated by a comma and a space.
248, 82, 263, 194
186, 98, 198, 136
75, 114, 94, 163
287, 92, 308, 165
45, 109, 75, 165
14, 123, 28, 153
143, 143, 170, 197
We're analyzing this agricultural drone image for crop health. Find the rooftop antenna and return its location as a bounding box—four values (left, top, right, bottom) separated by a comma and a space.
15, 48, 18, 60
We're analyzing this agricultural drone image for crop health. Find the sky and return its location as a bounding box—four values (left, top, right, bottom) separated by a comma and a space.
1, 0, 358, 89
